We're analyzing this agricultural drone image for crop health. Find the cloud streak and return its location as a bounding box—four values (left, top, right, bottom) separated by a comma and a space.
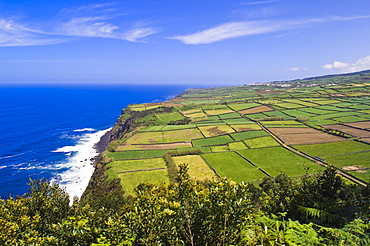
171, 15, 370, 45
0, 3, 159, 47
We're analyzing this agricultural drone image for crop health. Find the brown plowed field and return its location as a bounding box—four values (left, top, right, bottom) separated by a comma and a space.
162, 102, 184, 107
360, 138, 370, 144
278, 132, 344, 145
268, 127, 345, 145
323, 124, 370, 138
345, 121, 370, 129
238, 105, 274, 115
269, 127, 319, 135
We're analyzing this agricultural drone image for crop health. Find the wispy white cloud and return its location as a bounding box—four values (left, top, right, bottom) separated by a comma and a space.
0, 3, 159, 47
59, 3, 117, 15
123, 27, 159, 42
0, 19, 68, 47
58, 16, 159, 41
323, 56, 370, 73
287, 67, 308, 72
244, 0, 280, 5
58, 16, 119, 38
171, 15, 370, 45
171, 21, 287, 44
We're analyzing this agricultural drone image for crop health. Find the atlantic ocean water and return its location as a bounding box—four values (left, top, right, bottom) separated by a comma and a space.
0, 84, 188, 200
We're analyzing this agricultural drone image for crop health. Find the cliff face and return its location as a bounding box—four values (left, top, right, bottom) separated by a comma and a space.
80, 109, 133, 206
109, 110, 133, 141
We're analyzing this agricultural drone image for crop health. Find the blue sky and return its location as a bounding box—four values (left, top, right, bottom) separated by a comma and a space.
1, 0, 370, 85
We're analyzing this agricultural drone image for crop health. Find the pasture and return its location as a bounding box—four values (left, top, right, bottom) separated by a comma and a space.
172, 155, 215, 180
238, 147, 323, 177
202, 152, 267, 182
293, 140, 370, 157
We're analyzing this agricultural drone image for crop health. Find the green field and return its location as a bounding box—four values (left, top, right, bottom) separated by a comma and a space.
118, 170, 169, 196
323, 151, 370, 169
238, 147, 323, 177
156, 112, 184, 123
172, 155, 215, 180
230, 130, 268, 141
109, 158, 167, 173
125, 131, 163, 145
141, 149, 172, 158
294, 141, 370, 157
218, 112, 242, 119
163, 128, 203, 143
228, 141, 248, 150
198, 124, 235, 137
228, 102, 261, 111
202, 152, 266, 182
244, 136, 280, 148
107, 151, 144, 160
192, 135, 235, 147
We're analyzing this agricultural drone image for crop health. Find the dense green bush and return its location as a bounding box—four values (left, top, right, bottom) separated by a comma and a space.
0, 166, 369, 245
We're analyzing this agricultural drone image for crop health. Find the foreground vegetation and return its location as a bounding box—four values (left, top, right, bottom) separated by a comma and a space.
1, 165, 369, 245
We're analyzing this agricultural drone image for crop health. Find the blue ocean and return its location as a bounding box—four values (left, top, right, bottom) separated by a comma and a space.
0, 84, 188, 199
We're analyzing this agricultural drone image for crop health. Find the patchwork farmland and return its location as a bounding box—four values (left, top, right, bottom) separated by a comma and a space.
105, 72, 370, 194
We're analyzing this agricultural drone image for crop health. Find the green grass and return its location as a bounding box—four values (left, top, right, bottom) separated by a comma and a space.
299, 107, 336, 115
211, 144, 229, 152
107, 151, 144, 160
202, 152, 266, 182
263, 110, 295, 120
305, 99, 339, 105
323, 151, 370, 169
316, 105, 353, 112
238, 147, 323, 177
245, 113, 267, 120
176, 146, 211, 153
221, 118, 252, 124
139, 126, 164, 132
204, 109, 234, 116
310, 112, 358, 121
228, 103, 261, 111
110, 158, 167, 173
192, 135, 235, 147
172, 155, 215, 180
332, 115, 369, 123
163, 128, 203, 143
119, 170, 169, 196
202, 104, 230, 110
198, 125, 235, 137
230, 130, 268, 141
244, 136, 280, 148
275, 103, 305, 109
155, 112, 184, 124
294, 141, 370, 157
281, 109, 316, 118
260, 120, 302, 125
347, 171, 370, 182
161, 125, 196, 131
228, 141, 248, 151
218, 112, 242, 119
141, 149, 172, 158
125, 131, 163, 145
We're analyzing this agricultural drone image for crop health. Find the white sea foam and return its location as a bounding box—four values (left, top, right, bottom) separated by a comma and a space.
0, 153, 25, 160
0, 166, 6, 170
52, 128, 111, 204
73, 128, 96, 132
